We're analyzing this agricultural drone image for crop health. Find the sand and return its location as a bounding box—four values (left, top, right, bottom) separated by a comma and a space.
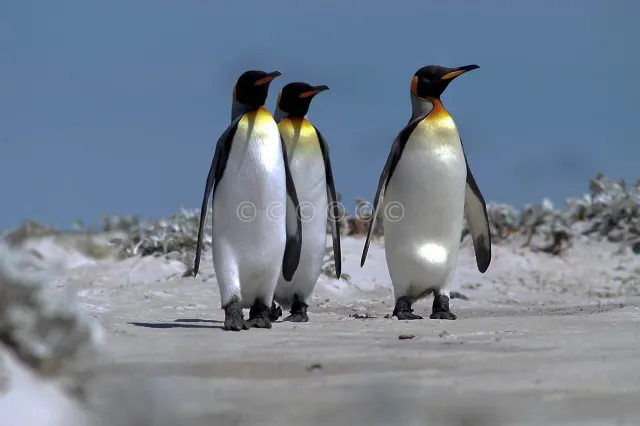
8, 233, 624, 426
1, 231, 639, 425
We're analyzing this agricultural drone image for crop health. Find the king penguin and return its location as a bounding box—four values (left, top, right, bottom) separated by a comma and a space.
268, 82, 342, 323
360, 64, 491, 321
193, 70, 303, 331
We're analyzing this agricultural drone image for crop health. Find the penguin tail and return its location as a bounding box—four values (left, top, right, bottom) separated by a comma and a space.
449, 291, 469, 300
281, 235, 301, 282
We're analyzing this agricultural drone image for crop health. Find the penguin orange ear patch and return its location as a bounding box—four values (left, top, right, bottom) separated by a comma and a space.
277, 91, 282, 107
411, 76, 419, 97
233, 84, 237, 99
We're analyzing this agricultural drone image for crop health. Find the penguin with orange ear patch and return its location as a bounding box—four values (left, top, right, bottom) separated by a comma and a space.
193, 70, 303, 331
268, 82, 342, 323
361, 65, 491, 321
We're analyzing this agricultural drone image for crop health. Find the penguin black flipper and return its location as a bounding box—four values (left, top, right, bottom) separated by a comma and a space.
314, 127, 341, 279
460, 138, 491, 273
281, 134, 303, 282
360, 113, 429, 267
193, 115, 243, 278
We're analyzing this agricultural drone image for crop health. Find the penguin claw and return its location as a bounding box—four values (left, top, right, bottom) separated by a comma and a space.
395, 311, 424, 320
223, 318, 249, 331
429, 311, 457, 320
247, 317, 272, 329
283, 313, 309, 322
247, 300, 273, 329
269, 302, 283, 322
223, 300, 249, 331
283, 294, 309, 322
431, 293, 456, 320
392, 296, 422, 320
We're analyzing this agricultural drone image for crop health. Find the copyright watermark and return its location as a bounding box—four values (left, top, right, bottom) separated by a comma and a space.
384, 201, 405, 223
236, 201, 257, 222
232, 199, 405, 223
297, 201, 316, 223
266, 201, 286, 222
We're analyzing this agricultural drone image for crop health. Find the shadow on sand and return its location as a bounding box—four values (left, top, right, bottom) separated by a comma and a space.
129, 318, 224, 329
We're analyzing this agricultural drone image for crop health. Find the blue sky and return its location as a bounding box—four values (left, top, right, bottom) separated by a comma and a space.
1, 0, 638, 231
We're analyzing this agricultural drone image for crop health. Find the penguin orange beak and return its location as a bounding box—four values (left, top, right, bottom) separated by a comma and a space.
441, 64, 479, 81
254, 71, 282, 86
299, 85, 330, 99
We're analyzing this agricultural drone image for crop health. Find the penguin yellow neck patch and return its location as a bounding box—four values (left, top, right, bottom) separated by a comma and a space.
241, 106, 274, 127
278, 117, 319, 152
278, 117, 315, 137
425, 99, 455, 128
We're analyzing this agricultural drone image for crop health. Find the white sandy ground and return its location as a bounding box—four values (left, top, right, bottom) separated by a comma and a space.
3, 234, 640, 425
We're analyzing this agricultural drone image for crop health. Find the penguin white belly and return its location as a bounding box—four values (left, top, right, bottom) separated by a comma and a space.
383, 128, 466, 300
274, 150, 327, 308
212, 109, 287, 308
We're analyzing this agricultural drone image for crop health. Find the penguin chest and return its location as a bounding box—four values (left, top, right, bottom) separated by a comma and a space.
384, 120, 467, 241
279, 118, 328, 235
218, 108, 286, 209
279, 118, 327, 203
234, 109, 283, 174
288, 145, 326, 201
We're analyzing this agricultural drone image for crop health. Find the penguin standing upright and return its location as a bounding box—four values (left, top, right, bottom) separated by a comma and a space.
361, 65, 491, 321
193, 70, 303, 331
268, 82, 342, 323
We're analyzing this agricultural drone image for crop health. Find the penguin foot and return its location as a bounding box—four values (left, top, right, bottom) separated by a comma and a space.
395, 311, 424, 320
430, 294, 457, 320
283, 294, 309, 322
283, 313, 309, 322
247, 300, 272, 329
430, 311, 456, 320
392, 296, 423, 320
269, 301, 283, 322
223, 301, 249, 331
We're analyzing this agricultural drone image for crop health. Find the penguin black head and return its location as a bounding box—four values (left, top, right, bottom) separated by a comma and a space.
233, 70, 282, 108
411, 64, 479, 101
276, 82, 330, 118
